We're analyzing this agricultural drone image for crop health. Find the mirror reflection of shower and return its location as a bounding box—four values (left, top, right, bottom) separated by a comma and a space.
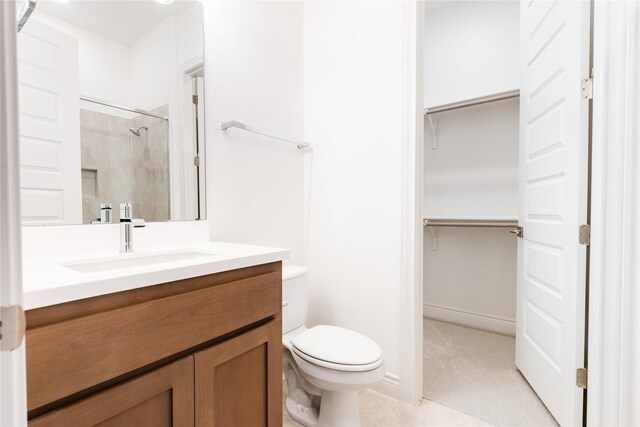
129, 126, 148, 137
78, 97, 170, 224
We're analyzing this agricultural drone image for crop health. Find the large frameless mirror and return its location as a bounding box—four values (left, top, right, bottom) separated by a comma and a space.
17, 0, 205, 226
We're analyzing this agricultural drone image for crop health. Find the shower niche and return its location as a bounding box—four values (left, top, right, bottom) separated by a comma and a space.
16, 1, 205, 226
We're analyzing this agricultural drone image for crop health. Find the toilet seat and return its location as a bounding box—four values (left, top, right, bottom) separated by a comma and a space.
291, 325, 383, 372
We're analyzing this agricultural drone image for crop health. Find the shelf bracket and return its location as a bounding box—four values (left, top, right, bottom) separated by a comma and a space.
426, 112, 438, 150
425, 224, 438, 251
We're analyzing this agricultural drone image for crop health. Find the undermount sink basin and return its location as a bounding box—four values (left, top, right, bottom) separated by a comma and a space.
61, 250, 219, 273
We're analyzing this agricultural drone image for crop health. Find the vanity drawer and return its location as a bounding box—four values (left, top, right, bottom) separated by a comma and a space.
26, 263, 281, 413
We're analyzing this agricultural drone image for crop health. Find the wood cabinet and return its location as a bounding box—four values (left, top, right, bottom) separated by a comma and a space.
30, 356, 194, 427
26, 262, 282, 427
195, 321, 282, 426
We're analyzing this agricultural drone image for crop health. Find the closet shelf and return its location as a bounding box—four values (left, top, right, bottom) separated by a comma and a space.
424, 90, 520, 116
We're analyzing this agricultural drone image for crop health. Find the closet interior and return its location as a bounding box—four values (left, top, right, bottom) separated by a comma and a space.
422, 0, 519, 337
421, 2, 556, 426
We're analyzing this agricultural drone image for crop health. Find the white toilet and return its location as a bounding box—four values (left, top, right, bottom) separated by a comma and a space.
282, 265, 385, 427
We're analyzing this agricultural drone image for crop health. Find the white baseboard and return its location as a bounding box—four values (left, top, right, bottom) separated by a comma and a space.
370, 373, 401, 400
423, 303, 516, 336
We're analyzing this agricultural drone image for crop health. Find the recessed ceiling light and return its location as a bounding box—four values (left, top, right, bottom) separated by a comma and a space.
154, 0, 174, 4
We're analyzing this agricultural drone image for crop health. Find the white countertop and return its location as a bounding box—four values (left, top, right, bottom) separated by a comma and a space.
22, 241, 289, 310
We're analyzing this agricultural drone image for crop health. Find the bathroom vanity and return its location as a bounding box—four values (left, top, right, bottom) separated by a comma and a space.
23, 243, 287, 427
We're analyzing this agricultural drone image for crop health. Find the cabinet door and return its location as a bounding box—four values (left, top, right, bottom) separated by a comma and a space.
29, 356, 194, 427
194, 320, 282, 427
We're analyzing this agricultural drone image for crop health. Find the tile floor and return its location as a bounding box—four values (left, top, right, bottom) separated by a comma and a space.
283, 389, 492, 427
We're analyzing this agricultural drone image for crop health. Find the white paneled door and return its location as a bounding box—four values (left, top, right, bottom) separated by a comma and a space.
17, 19, 81, 225
517, 1, 591, 426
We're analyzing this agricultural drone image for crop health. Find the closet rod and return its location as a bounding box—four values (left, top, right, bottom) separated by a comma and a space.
424, 90, 520, 115
423, 219, 518, 228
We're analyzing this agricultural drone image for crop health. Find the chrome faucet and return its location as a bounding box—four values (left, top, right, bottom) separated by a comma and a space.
119, 202, 146, 253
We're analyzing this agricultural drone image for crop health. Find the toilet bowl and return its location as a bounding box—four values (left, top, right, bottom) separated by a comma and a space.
282, 266, 385, 427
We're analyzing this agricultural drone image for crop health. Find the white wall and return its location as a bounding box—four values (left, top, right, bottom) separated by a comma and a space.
130, 17, 175, 112
423, 228, 517, 335
304, 1, 405, 397
423, 1, 519, 107
204, 1, 305, 265
423, 99, 519, 219
176, 4, 204, 67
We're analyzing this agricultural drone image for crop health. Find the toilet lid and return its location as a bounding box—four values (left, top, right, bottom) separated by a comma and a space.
291, 325, 383, 369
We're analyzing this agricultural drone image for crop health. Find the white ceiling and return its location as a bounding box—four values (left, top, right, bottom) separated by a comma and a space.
35, 0, 197, 46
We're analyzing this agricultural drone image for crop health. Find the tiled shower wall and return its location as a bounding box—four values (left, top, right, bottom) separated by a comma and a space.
80, 105, 170, 224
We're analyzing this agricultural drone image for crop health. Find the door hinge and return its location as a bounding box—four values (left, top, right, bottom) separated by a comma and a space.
509, 226, 524, 238
192, 95, 198, 105
579, 224, 591, 245
0, 305, 26, 351
576, 368, 588, 389
581, 78, 593, 99
193, 156, 200, 167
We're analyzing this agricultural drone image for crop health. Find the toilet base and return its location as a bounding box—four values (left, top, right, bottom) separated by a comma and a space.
317, 390, 361, 427
284, 388, 362, 427
283, 347, 321, 426
286, 396, 320, 427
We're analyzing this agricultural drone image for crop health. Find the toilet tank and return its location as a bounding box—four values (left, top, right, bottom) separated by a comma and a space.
282, 265, 309, 334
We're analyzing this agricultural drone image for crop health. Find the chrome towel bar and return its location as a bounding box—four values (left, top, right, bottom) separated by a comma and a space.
221, 120, 311, 150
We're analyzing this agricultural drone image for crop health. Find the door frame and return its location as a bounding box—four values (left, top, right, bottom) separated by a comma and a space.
587, 1, 640, 425
400, 0, 424, 405
0, 0, 27, 425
